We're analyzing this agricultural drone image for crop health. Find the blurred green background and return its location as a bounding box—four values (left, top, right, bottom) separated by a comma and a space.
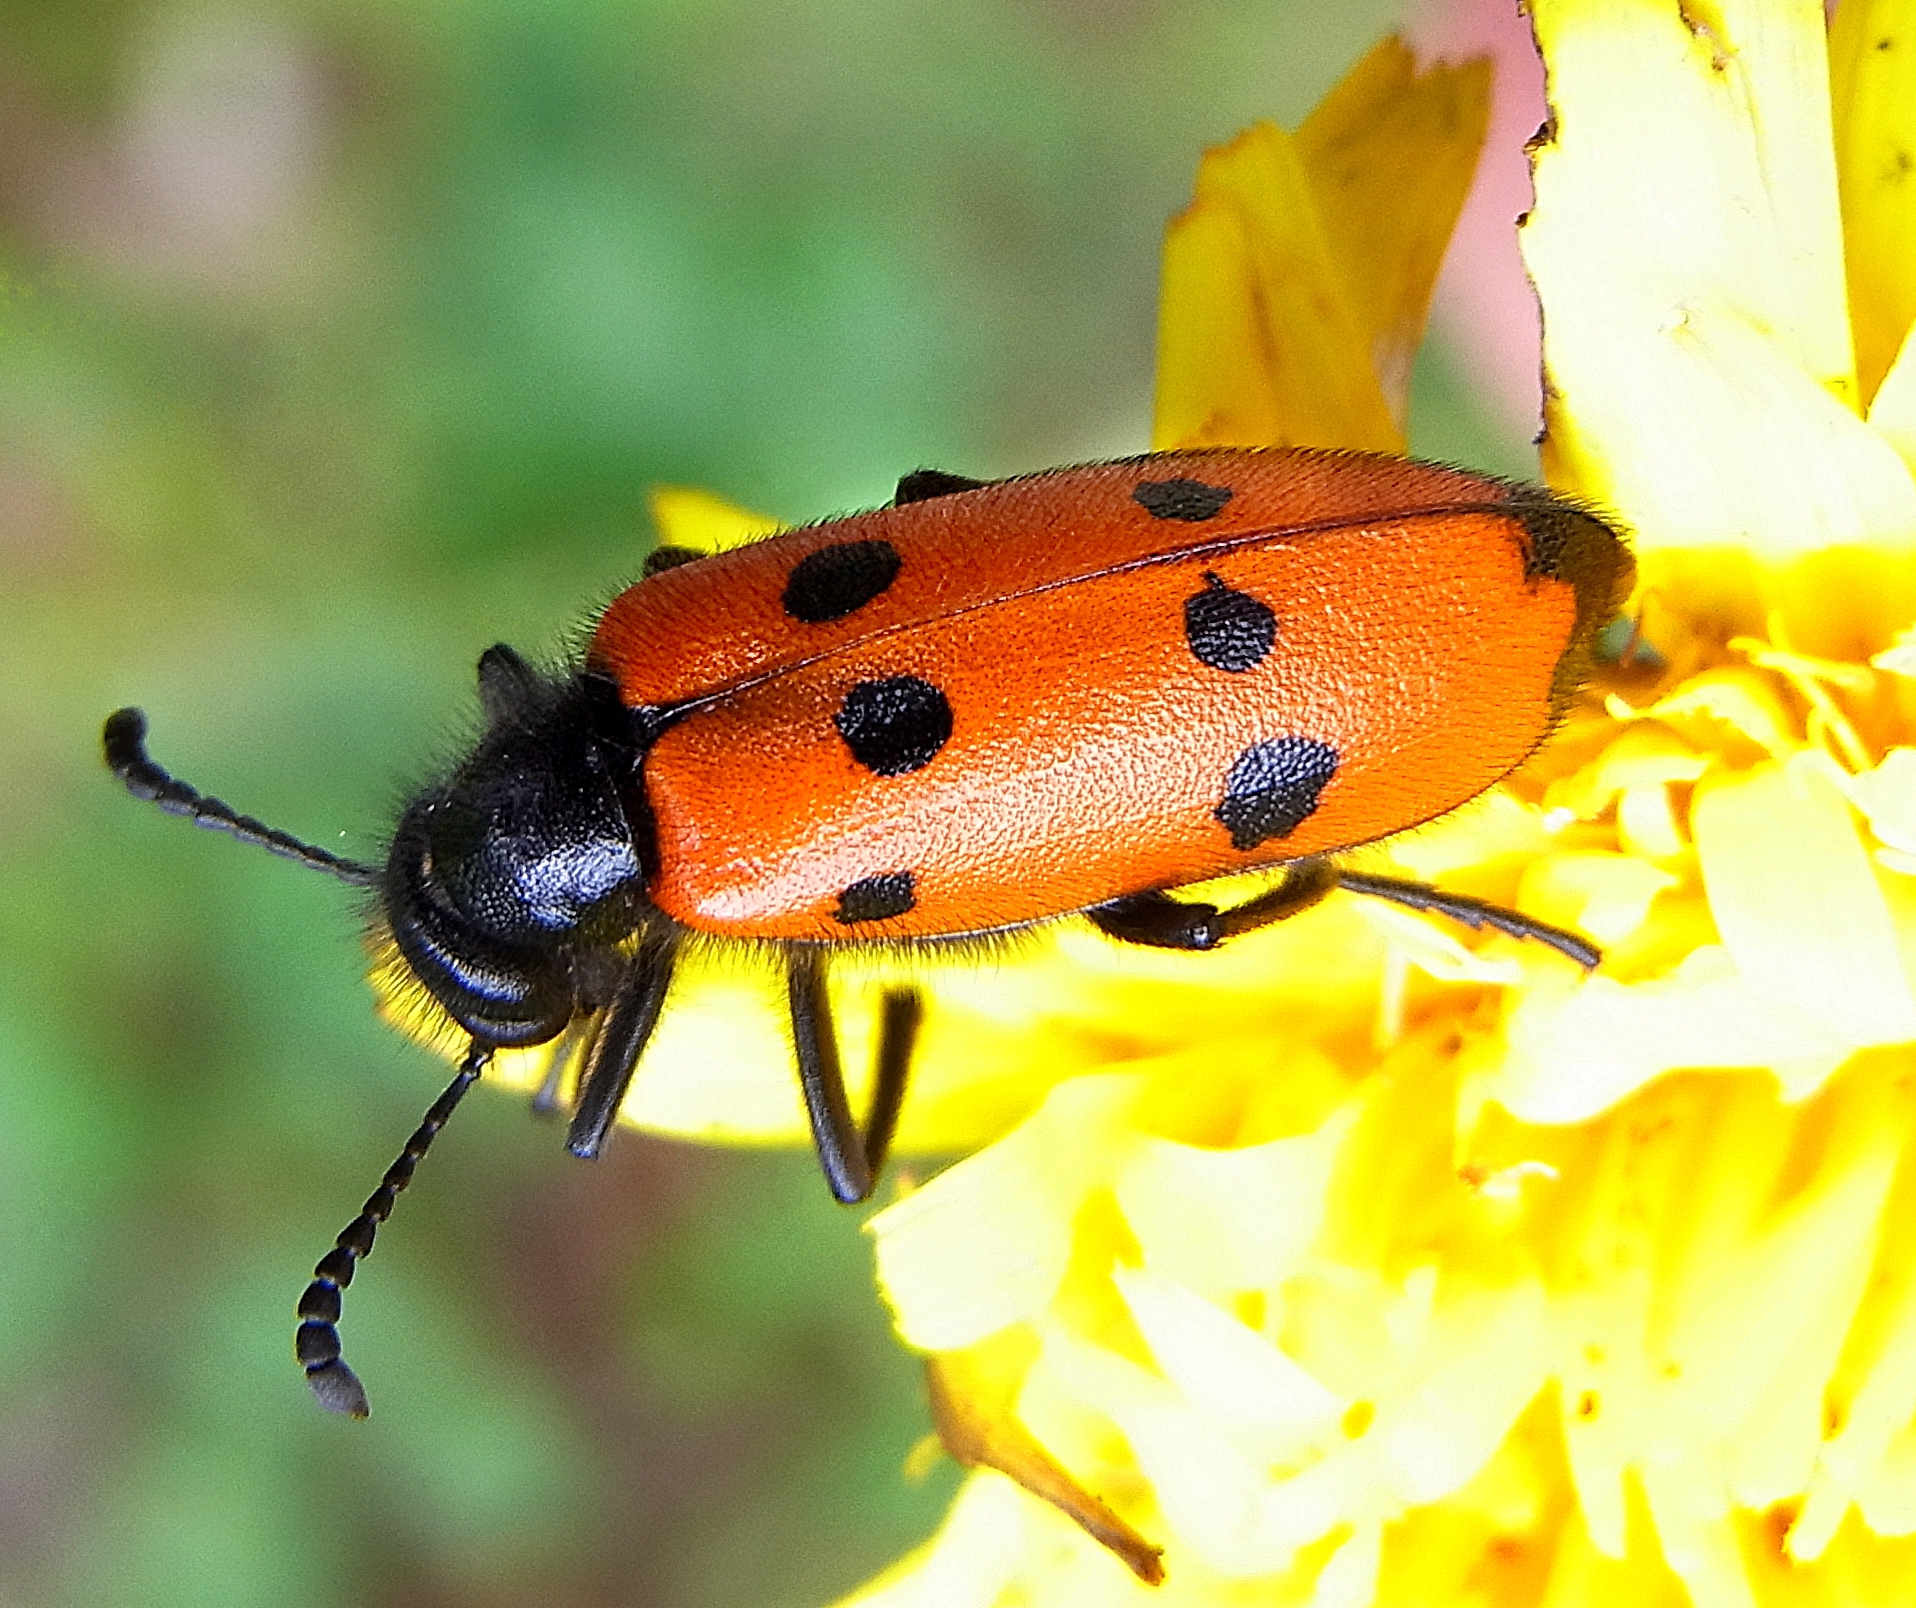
0, 2, 1525, 1604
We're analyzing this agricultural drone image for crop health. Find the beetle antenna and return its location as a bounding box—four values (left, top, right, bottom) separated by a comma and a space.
102, 708, 379, 887
295, 1043, 491, 1417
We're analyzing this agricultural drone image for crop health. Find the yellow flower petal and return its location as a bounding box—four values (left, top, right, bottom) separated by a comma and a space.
1692, 753, 1916, 1057
1524, 0, 1916, 647
1113, 1104, 1355, 1300
1829, 0, 1916, 405
1494, 952, 1843, 1122
836, 1469, 1160, 1607
1535, 1066, 1910, 1579
1835, 747, 1916, 859
645, 483, 780, 552
1636, 667, 1800, 762
1152, 37, 1486, 454
1873, 623, 1916, 677
925, 1328, 1165, 1585
1521, 851, 1679, 949
1872, 327, 1916, 474
1111, 1267, 1344, 1453
1293, 37, 1490, 431
868, 1075, 1141, 1351
1153, 121, 1397, 453
1545, 723, 1710, 823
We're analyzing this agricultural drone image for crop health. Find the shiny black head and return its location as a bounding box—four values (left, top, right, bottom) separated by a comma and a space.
381, 645, 655, 1049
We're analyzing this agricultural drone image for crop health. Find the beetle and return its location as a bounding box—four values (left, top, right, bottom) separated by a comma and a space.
105, 445, 1633, 1416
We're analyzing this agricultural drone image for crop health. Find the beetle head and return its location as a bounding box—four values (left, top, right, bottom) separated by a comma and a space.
382, 646, 652, 1047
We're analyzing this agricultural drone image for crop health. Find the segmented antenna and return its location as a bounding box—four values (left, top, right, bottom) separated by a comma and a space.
296, 1044, 492, 1418
102, 708, 378, 886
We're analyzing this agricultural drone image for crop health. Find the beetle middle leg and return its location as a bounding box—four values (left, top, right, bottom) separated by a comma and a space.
788, 949, 924, 1203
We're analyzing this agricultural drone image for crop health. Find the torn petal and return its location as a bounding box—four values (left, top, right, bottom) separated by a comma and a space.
1153, 121, 1397, 453
646, 484, 781, 552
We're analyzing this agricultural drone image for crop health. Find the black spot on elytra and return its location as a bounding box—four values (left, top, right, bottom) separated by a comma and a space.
1214, 737, 1339, 851
835, 676, 952, 776
1133, 478, 1234, 522
1184, 572, 1275, 673
1505, 490, 1630, 590
783, 540, 904, 623
835, 872, 917, 924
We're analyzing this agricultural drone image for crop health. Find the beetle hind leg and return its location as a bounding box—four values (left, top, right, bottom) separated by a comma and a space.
788, 949, 924, 1203
1086, 858, 1339, 949
1335, 869, 1600, 969
1087, 857, 1600, 969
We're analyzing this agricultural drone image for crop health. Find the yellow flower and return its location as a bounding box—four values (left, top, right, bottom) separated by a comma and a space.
828, 7, 1916, 1604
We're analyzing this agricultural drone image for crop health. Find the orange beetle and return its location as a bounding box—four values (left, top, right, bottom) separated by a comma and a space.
105, 446, 1632, 1415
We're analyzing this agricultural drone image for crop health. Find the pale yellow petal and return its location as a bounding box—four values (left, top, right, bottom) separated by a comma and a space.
1527, 0, 1856, 412
1635, 1484, 1752, 1608
1874, 623, 1916, 677
1870, 321, 1916, 476
1637, 667, 1801, 762
1310, 1523, 1383, 1608
1351, 900, 1525, 984
1495, 954, 1850, 1121
1522, 852, 1680, 948
1524, 0, 1916, 644
1368, 1283, 1551, 1507
1113, 1106, 1356, 1301
1615, 780, 1693, 865
1544, 723, 1710, 823
833, 1469, 1159, 1608
1830, 0, 1916, 405
1835, 747, 1916, 858
1110, 1267, 1344, 1454
925, 1330, 1166, 1585
1794, 1056, 1916, 1559
1536, 1066, 1910, 1586
1692, 753, 1916, 1054
868, 1075, 1141, 1351
1039, 1328, 1298, 1573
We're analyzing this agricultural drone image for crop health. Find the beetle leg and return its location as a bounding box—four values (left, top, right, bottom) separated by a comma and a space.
642, 543, 705, 576
1090, 860, 1601, 969
1086, 859, 1339, 950
861, 989, 923, 1186
788, 949, 869, 1202
529, 1017, 591, 1118
788, 954, 925, 1203
565, 932, 682, 1160
893, 468, 987, 505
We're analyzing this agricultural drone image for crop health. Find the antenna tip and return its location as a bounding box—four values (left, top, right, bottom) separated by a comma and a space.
102, 708, 149, 768
307, 1359, 371, 1419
